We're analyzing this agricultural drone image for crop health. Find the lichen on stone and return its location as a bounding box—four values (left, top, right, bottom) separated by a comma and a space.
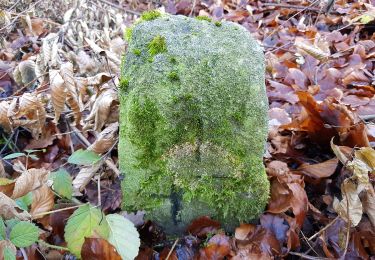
120, 13, 269, 234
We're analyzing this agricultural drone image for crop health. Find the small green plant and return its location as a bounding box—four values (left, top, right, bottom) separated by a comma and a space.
196, 16, 212, 22
3, 149, 44, 168
0, 218, 40, 259
148, 35, 167, 57
214, 21, 222, 27
168, 71, 179, 81
119, 77, 130, 92
141, 10, 161, 21
132, 48, 141, 56
67, 149, 100, 166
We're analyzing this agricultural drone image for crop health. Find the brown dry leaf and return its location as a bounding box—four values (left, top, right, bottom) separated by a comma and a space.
85, 88, 118, 131
88, 122, 118, 154
295, 41, 330, 61
12, 168, 49, 199
0, 101, 12, 133
355, 147, 375, 173
13, 93, 46, 139
330, 139, 352, 165
49, 69, 67, 123
66, 92, 82, 125
30, 184, 55, 219
0, 192, 31, 220
0, 178, 15, 197
72, 161, 102, 192
0, 240, 17, 259
333, 179, 363, 227
187, 216, 221, 238
198, 234, 231, 259
362, 189, 375, 227
295, 158, 338, 178
81, 237, 122, 260
85, 38, 121, 66
13, 60, 37, 86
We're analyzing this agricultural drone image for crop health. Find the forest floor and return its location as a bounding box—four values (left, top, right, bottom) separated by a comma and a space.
0, 0, 374, 259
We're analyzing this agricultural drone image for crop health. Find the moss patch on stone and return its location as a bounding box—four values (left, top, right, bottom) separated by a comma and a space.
196, 15, 212, 22
148, 35, 167, 57
141, 10, 161, 21
120, 13, 269, 234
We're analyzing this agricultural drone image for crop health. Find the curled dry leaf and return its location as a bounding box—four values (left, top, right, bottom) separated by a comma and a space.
295, 41, 330, 61
72, 161, 102, 192
85, 88, 118, 131
49, 69, 67, 123
81, 237, 121, 260
0, 160, 5, 177
0, 101, 12, 133
66, 92, 82, 125
13, 60, 37, 86
12, 168, 49, 199
30, 184, 55, 219
0, 192, 31, 220
295, 158, 338, 178
88, 122, 118, 154
186, 216, 221, 238
198, 234, 231, 259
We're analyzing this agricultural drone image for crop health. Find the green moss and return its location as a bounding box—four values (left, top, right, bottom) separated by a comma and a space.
141, 10, 161, 21
132, 49, 141, 56
124, 27, 133, 42
119, 77, 130, 92
169, 56, 177, 64
196, 15, 212, 22
215, 21, 222, 27
168, 71, 179, 81
148, 35, 167, 57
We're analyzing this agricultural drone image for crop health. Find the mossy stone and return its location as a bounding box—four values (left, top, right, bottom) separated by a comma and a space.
119, 13, 269, 234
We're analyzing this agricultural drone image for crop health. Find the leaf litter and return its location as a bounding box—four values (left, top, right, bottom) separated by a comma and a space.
0, 0, 374, 259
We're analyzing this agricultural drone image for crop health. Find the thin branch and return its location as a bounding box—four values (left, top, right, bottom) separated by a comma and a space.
92, 0, 140, 16
308, 216, 339, 241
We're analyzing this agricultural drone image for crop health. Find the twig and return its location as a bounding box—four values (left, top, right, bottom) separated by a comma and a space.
262, 3, 321, 12
300, 231, 320, 257
166, 238, 179, 260
189, 0, 197, 16
38, 240, 69, 251
32, 204, 83, 218
341, 192, 351, 258
308, 216, 339, 241
289, 252, 331, 260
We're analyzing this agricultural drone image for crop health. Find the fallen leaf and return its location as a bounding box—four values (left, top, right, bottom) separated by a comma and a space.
0, 240, 17, 260
30, 184, 54, 219
198, 234, 231, 259
0, 192, 31, 220
81, 237, 121, 260
186, 216, 221, 238
295, 158, 338, 178
88, 122, 119, 154
49, 69, 67, 123
12, 168, 49, 199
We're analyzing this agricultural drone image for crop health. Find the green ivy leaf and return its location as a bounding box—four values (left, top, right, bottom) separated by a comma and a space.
64, 204, 109, 257
9, 221, 39, 247
3, 247, 16, 260
0, 218, 6, 240
106, 214, 140, 260
15, 192, 33, 211
49, 169, 73, 199
2, 153, 25, 160
68, 149, 100, 166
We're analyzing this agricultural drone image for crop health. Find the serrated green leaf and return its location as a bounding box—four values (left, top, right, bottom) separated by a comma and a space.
0, 218, 5, 240
3, 247, 16, 260
64, 204, 109, 258
5, 219, 20, 230
2, 153, 25, 160
106, 214, 140, 260
50, 169, 73, 199
15, 192, 33, 211
68, 149, 101, 166
9, 221, 39, 247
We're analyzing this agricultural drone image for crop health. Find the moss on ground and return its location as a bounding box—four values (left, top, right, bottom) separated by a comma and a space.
120, 13, 269, 234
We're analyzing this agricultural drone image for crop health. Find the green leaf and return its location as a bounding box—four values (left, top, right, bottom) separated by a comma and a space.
68, 149, 100, 166
49, 169, 73, 199
106, 214, 140, 260
64, 204, 109, 257
0, 218, 6, 240
2, 153, 25, 160
9, 221, 39, 247
3, 247, 16, 260
5, 219, 20, 230
15, 192, 33, 211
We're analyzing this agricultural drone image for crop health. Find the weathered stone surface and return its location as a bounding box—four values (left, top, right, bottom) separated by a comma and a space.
119, 12, 269, 234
